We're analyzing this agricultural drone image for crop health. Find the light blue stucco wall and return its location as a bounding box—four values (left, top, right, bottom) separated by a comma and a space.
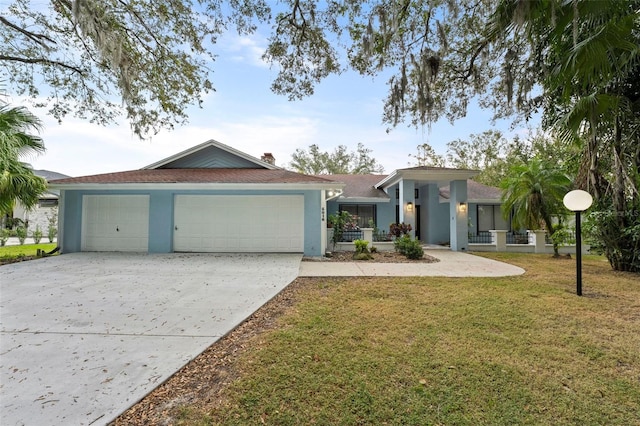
59, 188, 324, 256
422, 184, 449, 245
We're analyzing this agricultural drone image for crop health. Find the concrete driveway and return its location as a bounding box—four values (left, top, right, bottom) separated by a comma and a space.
0, 252, 301, 426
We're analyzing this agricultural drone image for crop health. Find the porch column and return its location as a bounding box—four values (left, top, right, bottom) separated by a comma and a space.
398, 179, 416, 238
449, 179, 468, 251
529, 230, 547, 254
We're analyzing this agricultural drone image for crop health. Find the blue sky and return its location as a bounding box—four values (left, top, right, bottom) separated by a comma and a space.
25, 29, 536, 177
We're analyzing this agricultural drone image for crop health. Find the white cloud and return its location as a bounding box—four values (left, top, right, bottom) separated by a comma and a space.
219, 33, 269, 68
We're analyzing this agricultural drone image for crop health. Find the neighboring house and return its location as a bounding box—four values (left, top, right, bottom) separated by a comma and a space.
320, 170, 509, 249
49, 140, 343, 256
10, 169, 70, 232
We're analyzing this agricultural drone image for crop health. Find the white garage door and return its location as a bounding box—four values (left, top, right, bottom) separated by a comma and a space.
82, 195, 150, 252
174, 195, 304, 252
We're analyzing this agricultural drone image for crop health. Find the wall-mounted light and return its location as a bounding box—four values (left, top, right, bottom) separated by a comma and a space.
458, 202, 467, 213
407, 201, 413, 212
327, 190, 334, 197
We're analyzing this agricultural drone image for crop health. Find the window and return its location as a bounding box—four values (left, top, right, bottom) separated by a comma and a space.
38, 199, 58, 208
339, 204, 376, 228
477, 205, 509, 232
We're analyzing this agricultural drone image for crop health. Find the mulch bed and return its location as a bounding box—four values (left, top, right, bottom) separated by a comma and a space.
304, 250, 440, 263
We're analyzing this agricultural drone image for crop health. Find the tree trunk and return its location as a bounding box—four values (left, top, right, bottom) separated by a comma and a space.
613, 116, 626, 226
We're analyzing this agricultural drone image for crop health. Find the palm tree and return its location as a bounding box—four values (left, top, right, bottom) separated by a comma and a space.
500, 158, 572, 256
0, 103, 48, 215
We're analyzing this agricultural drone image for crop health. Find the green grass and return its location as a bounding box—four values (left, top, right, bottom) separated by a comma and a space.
0, 243, 57, 261
176, 254, 640, 425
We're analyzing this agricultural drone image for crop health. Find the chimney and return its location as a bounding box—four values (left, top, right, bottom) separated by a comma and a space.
261, 153, 276, 165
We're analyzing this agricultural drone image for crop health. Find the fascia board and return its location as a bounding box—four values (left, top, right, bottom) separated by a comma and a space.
469, 198, 502, 204
335, 197, 391, 203
48, 182, 344, 191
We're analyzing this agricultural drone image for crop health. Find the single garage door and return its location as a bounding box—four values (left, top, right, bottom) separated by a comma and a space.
174, 195, 304, 252
82, 195, 150, 252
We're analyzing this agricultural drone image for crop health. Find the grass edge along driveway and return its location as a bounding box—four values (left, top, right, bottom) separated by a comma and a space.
115, 253, 640, 426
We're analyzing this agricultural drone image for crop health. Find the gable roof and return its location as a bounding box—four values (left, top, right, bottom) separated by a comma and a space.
142, 139, 280, 170
375, 166, 479, 189
49, 140, 347, 190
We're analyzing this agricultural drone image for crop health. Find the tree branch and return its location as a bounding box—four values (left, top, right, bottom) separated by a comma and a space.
0, 55, 84, 75
0, 16, 56, 47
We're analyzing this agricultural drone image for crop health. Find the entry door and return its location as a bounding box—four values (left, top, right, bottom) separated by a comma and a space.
82, 195, 150, 252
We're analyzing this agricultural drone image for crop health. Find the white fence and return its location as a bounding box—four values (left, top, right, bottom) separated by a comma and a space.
327, 228, 589, 254
469, 230, 589, 255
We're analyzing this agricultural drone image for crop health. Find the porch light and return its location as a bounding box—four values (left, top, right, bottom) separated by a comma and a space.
406, 201, 413, 212
458, 202, 467, 213
327, 190, 334, 197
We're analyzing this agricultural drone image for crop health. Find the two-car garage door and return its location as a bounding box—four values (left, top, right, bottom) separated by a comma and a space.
173, 195, 304, 252
81, 194, 304, 253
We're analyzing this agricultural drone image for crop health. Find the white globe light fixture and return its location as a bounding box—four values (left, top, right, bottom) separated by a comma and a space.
563, 190, 593, 296
563, 190, 593, 212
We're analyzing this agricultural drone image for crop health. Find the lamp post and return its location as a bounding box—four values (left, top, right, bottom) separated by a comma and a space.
563, 190, 593, 296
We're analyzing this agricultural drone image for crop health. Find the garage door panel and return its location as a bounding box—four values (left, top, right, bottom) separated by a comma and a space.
174, 195, 303, 253
82, 195, 149, 252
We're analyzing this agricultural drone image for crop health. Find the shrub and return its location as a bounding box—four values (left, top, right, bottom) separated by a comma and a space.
353, 239, 370, 254
328, 211, 358, 247
389, 222, 412, 238
353, 252, 373, 260
394, 235, 412, 255
404, 239, 424, 260
47, 226, 57, 243
46, 208, 58, 243
0, 229, 9, 246
394, 235, 424, 260
16, 226, 27, 245
32, 225, 43, 244
353, 239, 373, 260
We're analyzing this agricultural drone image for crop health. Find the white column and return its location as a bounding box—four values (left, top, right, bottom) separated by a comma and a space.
490, 230, 507, 252
528, 230, 547, 254
449, 180, 468, 251
362, 228, 373, 244
398, 179, 416, 238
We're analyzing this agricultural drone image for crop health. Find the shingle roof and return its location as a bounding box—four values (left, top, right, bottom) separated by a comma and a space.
439, 180, 502, 201
314, 174, 390, 199
33, 169, 71, 181
311, 174, 501, 201
49, 168, 334, 185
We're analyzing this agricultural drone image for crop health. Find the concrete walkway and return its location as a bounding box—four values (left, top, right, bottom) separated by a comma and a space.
299, 250, 525, 277
1, 253, 301, 426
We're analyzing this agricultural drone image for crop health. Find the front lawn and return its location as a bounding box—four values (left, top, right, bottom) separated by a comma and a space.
116, 253, 640, 425
0, 243, 57, 264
